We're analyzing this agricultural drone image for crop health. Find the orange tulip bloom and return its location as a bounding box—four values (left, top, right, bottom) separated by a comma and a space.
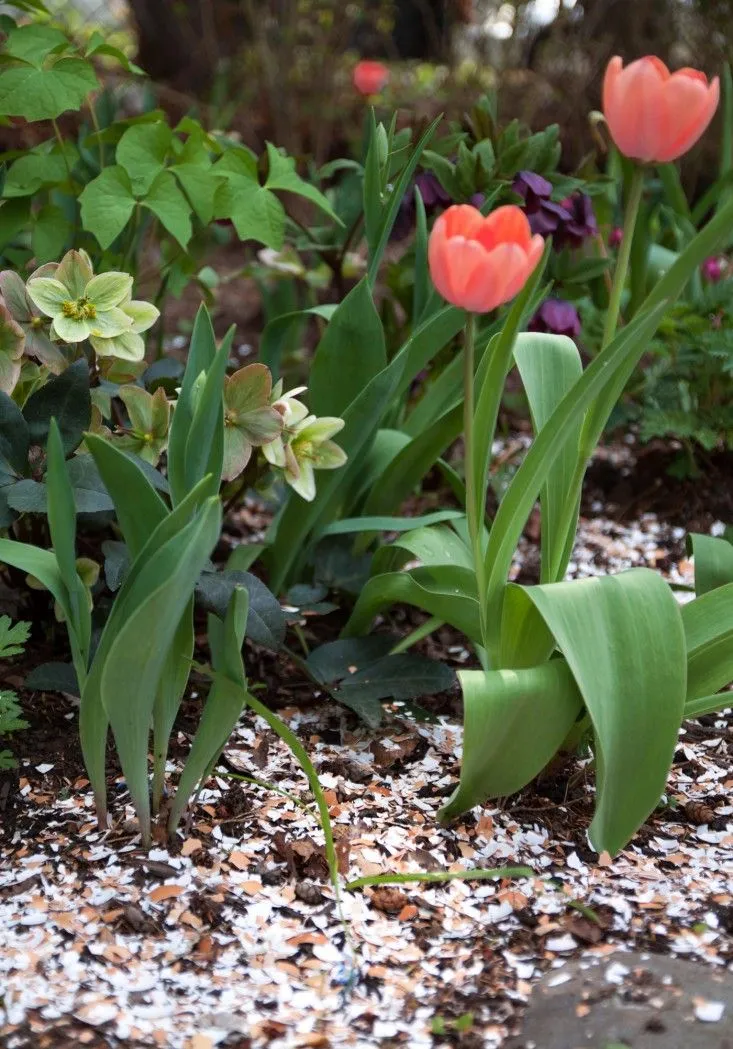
353, 60, 389, 97
428, 204, 544, 314
603, 56, 719, 164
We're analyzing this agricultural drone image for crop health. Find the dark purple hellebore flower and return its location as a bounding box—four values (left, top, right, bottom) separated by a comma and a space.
529, 298, 582, 341
512, 170, 571, 237
556, 193, 598, 250
415, 171, 452, 210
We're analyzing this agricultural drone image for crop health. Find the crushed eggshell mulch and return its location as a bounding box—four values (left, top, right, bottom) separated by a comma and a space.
1, 512, 732, 1049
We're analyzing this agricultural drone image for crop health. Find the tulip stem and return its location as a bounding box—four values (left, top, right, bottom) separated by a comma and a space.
463, 314, 487, 650
602, 165, 645, 349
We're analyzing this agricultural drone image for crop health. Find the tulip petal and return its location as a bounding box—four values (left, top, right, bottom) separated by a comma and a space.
656, 74, 719, 162
610, 57, 668, 162
477, 205, 532, 252
440, 204, 485, 241
442, 238, 491, 310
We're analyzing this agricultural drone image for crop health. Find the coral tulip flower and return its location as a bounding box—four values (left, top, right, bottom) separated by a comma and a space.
603, 56, 719, 164
428, 204, 544, 314
353, 60, 389, 96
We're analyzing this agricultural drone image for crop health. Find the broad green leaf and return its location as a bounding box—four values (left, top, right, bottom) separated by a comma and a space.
320, 510, 464, 538
0, 198, 31, 251
264, 143, 341, 224
367, 115, 441, 285
0, 539, 72, 624
142, 170, 192, 249
45, 420, 89, 677
167, 305, 217, 505
78, 476, 217, 818
513, 332, 583, 583
79, 166, 136, 250
482, 300, 670, 661
98, 498, 221, 844
23, 358, 91, 454
182, 326, 232, 494
682, 582, 733, 701
151, 603, 194, 813
84, 435, 168, 557
309, 278, 386, 418
439, 660, 582, 818
362, 403, 462, 519
395, 304, 465, 407
3, 152, 68, 196
505, 570, 686, 854
172, 162, 221, 225
370, 522, 473, 577
224, 180, 285, 249
0, 58, 98, 121
168, 587, 249, 834
343, 565, 481, 643
0, 390, 29, 474
31, 204, 71, 264
3, 24, 67, 66
116, 121, 172, 195
196, 570, 286, 651
258, 304, 336, 374
306, 637, 394, 683
687, 533, 733, 596
337, 652, 454, 706
470, 244, 552, 531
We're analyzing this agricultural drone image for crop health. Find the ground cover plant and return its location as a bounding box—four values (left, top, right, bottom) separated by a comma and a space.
0, 1, 732, 884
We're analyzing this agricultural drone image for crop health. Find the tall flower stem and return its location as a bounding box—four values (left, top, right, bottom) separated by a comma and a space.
602, 165, 645, 349
462, 314, 488, 651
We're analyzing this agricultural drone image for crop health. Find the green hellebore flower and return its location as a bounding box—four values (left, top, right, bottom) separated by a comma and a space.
222, 363, 283, 481
113, 385, 171, 466
0, 270, 66, 374
283, 415, 347, 502
89, 297, 160, 362
26, 248, 134, 345
262, 382, 309, 469
0, 300, 25, 395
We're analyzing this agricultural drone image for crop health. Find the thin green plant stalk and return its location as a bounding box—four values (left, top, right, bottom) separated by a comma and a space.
462, 315, 488, 650
345, 865, 534, 892
389, 615, 444, 655
602, 165, 645, 349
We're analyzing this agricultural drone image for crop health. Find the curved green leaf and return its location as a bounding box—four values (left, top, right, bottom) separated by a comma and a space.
682, 582, 733, 701
343, 564, 481, 643
513, 332, 583, 583
687, 532, 733, 597
439, 660, 582, 819
505, 569, 686, 854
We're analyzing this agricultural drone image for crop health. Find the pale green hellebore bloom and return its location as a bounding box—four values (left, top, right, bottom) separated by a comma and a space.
222, 363, 283, 481
283, 415, 347, 502
114, 385, 171, 466
89, 297, 160, 362
262, 381, 309, 469
27, 249, 134, 345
